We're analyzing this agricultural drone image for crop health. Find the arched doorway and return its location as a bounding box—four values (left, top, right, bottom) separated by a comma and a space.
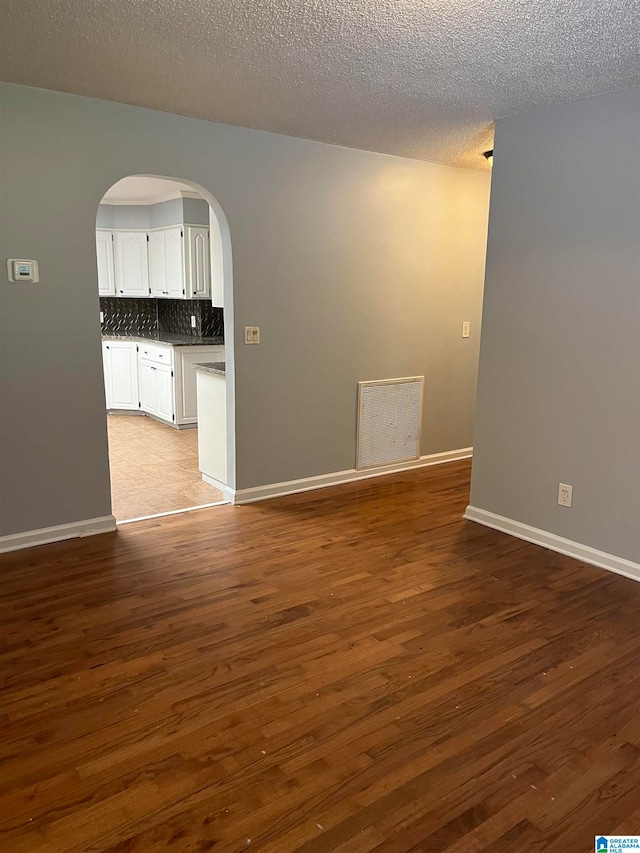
96, 175, 233, 522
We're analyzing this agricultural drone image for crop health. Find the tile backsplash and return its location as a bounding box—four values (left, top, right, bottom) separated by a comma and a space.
100, 297, 157, 336
100, 298, 224, 339
157, 299, 224, 338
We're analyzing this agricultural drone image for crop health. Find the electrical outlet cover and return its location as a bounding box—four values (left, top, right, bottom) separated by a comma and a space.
558, 483, 573, 507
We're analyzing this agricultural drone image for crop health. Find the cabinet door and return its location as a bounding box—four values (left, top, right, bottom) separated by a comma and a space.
115, 231, 150, 297
174, 346, 225, 425
139, 360, 156, 415
96, 231, 115, 296
154, 363, 175, 423
185, 226, 211, 299
165, 227, 185, 298
102, 342, 112, 408
104, 342, 139, 410
148, 230, 168, 297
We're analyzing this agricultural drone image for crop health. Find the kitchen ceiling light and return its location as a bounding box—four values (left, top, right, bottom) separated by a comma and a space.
483, 150, 493, 166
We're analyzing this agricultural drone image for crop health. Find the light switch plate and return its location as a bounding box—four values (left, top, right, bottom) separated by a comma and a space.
244, 326, 260, 344
462, 321, 470, 338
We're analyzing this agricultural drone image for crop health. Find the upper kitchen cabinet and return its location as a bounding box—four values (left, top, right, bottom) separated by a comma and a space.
96, 230, 116, 296
184, 226, 211, 299
147, 225, 210, 300
149, 226, 185, 299
114, 231, 150, 297
96, 195, 216, 300
164, 227, 186, 299
148, 229, 167, 298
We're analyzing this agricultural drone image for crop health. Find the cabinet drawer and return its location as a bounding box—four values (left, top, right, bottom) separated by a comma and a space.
138, 342, 173, 366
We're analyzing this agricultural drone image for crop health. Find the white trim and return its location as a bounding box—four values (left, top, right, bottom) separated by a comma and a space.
117, 501, 228, 525
464, 506, 640, 584
101, 190, 203, 206
147, 223, 215, 233
0, 516, 116, 554
233, 448, 473, 505
202, 473, 236, 504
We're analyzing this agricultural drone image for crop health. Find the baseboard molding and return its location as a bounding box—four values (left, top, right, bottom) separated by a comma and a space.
0, 515, 117, 555
233, 447, 473, 505
464, 505, 640, 584
202, 473, 236, 504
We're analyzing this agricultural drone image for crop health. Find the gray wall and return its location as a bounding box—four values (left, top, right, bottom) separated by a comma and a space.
96, 198, 209, 229
182, 198, 210, 226
470, 88, 640, 563
95, 205, 115, 228
148, 198, 182, 229
0, 83, 489, 537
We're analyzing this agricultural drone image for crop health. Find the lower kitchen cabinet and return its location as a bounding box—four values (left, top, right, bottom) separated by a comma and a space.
139, 358, 175, 423
103, 339, 224, 428
174, 346, 225, 424
102, 341, 139, 410
139, 359, 157, 417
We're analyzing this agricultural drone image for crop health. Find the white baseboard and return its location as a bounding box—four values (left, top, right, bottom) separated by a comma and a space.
0, 515, 117, 555
202, 473, 236, 504
233, 448, 473, 505
464, 505, 640, 584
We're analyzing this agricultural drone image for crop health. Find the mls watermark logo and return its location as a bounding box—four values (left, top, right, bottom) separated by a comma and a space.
596, 837, 640, 852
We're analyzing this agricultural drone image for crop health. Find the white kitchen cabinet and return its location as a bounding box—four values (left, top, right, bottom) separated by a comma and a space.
102, 341, 139, 410
139, 361, 175, 424
164, 227, 186, 298
102, 337, 223, 428
114, 231, 150, 297
98, 226, 211, 300
138, 343, 175, 424
148, 230, 168, 297
184, 226, 211, 299
138, 359, 156, 414
96, 230, 115, 296
174, 346, 225, 425
148, 227, 185, 298
154, 364, 175, 423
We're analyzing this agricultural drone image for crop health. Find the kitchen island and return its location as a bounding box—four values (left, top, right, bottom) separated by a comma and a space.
194, 362, 227, 492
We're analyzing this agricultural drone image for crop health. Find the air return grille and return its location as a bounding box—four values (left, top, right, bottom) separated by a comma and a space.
356, 376, 424, 470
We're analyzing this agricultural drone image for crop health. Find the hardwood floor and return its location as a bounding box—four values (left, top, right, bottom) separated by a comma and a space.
1, 460, 640, 852
107, 414, 224, 521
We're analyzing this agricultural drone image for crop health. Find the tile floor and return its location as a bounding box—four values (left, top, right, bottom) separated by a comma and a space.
107, 414, 224, 521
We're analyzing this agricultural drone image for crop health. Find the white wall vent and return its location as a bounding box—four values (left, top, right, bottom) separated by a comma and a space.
356, 376, 424, 470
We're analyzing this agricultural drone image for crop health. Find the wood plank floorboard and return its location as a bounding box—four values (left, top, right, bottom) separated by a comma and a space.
1, 460, 640, 851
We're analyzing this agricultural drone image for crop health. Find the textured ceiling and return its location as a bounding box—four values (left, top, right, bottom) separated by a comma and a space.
1, 0, 638, 169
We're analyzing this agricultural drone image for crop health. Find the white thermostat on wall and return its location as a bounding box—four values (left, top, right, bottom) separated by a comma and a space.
7, 259, 39, 283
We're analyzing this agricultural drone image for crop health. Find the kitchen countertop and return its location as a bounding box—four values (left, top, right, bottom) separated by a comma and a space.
101, 332, 224, 347
193, 362, 226, 376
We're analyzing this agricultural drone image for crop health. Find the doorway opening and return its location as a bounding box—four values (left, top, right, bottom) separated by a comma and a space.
96, 175, 232, 523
